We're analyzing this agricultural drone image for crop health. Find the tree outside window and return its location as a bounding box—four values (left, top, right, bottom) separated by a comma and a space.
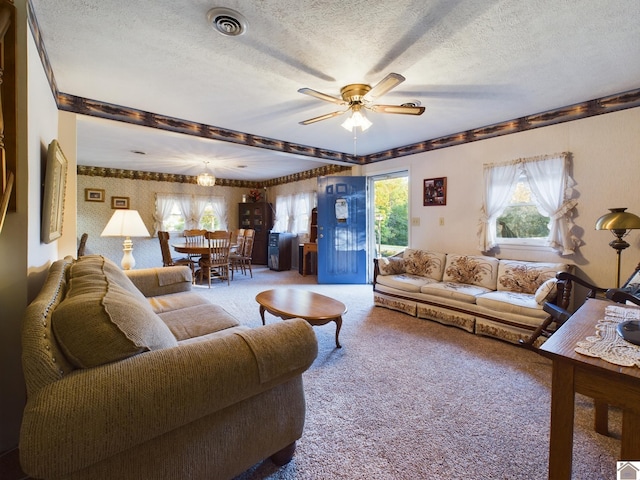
496, 175, 550, 239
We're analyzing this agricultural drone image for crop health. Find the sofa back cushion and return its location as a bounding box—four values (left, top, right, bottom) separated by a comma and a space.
497, 260, 569, 294
52, 255, 177, 368
442, 254, 499, 289
403, 249, 446, 280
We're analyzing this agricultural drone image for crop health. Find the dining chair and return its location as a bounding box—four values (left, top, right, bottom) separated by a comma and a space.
231, 228, 245, 248
230, 231, 246, 277
231, 229, 255, 279
158, 231, 196, 280
198, 230, 232, 287
77, 232, 88, 257
183, 229, 207, 263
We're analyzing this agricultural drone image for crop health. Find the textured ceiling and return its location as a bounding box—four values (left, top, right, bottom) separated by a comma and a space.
29, 0, 640, 181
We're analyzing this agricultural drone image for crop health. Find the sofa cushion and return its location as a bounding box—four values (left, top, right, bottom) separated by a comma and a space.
497, 260, 567, 294
420, 282, 493, 304
147, 291, 211, 314
476, 291, 546, 318
375, 273, 437, 293
53, 256, 177, 368
534, 278, 558, 304
158, 304, 240, 341
442, 254, 499, 289
403, 249, 446, 280
377, 256, 405, 275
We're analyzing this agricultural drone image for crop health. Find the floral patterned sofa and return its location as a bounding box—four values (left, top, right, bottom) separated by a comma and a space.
373, 249, 572, 345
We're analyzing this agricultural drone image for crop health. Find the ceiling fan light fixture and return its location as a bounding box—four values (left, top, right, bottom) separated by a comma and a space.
341, 104, 372, 132
196, 161, 216, 186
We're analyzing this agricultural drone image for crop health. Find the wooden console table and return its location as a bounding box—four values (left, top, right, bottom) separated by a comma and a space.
538, 298, 640, 479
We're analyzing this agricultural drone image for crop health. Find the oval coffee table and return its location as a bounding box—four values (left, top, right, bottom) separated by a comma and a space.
256, 288, 347, 348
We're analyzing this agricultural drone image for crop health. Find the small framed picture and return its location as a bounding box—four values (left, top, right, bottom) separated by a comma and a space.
423, 177, 447, 206
111, 196, 130, 209
85, 188, 105, 202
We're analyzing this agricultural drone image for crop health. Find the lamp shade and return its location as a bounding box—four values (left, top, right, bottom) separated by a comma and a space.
341, 104, 372, 132
595, 208, 640, 231
101, 210, 150, 238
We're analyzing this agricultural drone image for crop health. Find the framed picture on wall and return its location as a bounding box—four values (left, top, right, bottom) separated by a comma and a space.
111, 196, 130, 209
423, 177, 447, 206
41, 140, 68, 243
85, 188, 105, 202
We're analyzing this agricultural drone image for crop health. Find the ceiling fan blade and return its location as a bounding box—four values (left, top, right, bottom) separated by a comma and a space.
369, 104, 425, 115
363, 73, 405, 101
298, 88, 346, 105
299, 110, 347, 125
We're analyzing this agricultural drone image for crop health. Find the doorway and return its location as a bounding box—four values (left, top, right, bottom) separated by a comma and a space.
368, 171, 409, 279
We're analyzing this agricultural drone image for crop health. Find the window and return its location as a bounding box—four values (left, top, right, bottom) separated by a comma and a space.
273, 192, 316, 235
479, 153, 579, 255
164, 202, 186, 232
154, 193, 228, 234
198, 203, 221, 231
496, 174, 550, 243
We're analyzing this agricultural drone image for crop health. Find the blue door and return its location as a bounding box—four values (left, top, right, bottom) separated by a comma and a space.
317, 176, 367, 284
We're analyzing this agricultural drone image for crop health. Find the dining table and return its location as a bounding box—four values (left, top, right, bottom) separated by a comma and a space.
172, 238, 238, 284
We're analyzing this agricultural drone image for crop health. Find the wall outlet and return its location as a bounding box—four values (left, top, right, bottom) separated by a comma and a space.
411, 217, 420, 226
439, 217, 445, 226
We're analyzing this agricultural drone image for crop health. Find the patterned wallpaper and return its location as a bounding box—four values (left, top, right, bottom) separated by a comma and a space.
77, 175, 246, 269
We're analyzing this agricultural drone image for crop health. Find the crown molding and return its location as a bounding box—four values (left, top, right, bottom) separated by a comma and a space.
77, 163, 352, 187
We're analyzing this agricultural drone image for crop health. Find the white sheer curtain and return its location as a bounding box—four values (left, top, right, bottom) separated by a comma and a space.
210, 196, 228, 231
192, 196, 210, 229
478, 160, 520, 252
176, 195, 194, 229
523, 153, 579, 255
292, 192, 316, 234
273, 195, 293, 233
478, 152, 579, 255
153, 193, 177, 235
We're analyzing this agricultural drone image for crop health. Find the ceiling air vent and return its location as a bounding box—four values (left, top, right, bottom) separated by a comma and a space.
207, 7, 248, 37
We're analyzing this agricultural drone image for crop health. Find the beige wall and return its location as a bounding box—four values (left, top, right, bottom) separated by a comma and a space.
363, 106, 640, 289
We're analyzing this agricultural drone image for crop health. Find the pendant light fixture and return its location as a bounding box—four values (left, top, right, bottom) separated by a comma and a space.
197, 161, 216, 187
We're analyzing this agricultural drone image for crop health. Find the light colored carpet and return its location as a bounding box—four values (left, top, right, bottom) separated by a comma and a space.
195, 266, 620, 480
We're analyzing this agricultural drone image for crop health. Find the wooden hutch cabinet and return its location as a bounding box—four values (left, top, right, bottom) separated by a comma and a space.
238, 202, 273, 265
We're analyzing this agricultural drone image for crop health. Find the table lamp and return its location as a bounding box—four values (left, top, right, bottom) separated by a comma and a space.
595, 207, 640, 287
100, 209, 150, 269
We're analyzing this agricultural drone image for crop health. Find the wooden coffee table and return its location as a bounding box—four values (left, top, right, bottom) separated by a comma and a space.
256, 288, 347, 348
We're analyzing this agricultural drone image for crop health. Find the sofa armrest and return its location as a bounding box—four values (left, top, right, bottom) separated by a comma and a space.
125, 266, 192, 297
20, 319, 318, 478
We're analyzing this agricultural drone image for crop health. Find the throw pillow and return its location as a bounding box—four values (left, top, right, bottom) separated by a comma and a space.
53, 256, 177, 368
377, 257, 405, 275
535, 278, 558, 304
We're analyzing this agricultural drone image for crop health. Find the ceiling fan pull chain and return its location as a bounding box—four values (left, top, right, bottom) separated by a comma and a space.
353, 131, 358, 156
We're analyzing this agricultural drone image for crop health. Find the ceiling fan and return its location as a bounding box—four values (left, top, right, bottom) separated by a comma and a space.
298, 73, 425, 131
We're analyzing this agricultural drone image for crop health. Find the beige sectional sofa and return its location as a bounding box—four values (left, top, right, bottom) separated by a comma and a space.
373, 249, 571, 345
20, 254, 318, 480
